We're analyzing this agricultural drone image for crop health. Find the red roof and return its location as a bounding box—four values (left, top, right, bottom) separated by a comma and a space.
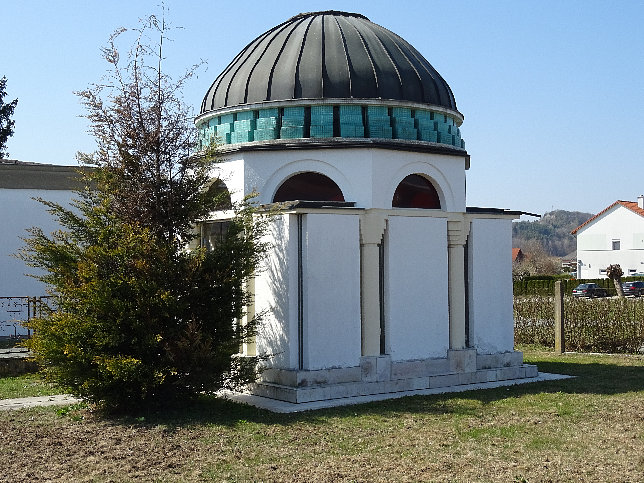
512, 248, 524, 262
571, 200, 644, 234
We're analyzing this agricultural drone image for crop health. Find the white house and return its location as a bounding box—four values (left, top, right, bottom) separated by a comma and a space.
572, 196, 644, 279
196, 11, 538, 404
0, 160, 77, 336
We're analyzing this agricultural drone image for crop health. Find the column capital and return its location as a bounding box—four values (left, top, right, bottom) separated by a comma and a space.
360, 209, 387, 245
447, 215, 470, 247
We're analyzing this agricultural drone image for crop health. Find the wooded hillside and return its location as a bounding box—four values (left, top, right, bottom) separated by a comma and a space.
512, 210, 593, 257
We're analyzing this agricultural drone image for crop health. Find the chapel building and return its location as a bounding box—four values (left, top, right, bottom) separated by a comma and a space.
195, 11, 537, 404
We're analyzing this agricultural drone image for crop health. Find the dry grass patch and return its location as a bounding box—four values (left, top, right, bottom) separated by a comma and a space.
0, 349, 643, 482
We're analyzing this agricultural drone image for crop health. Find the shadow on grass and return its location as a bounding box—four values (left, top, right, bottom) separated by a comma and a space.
98, 352, 644, 430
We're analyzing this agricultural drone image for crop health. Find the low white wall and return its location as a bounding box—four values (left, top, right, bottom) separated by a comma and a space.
0, 188, 74, 335
254, 210, 517, 371
386, 215, 449, 360
468, 218, 514, 353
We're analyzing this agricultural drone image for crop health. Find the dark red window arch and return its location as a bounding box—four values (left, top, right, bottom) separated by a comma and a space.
392, 174, 441, 209
273, 172, 345, 202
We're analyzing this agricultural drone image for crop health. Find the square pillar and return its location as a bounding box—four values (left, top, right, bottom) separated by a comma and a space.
447, 217, 470, 350
360, 210, 387, 356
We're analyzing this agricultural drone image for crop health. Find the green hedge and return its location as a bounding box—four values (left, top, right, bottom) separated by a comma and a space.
514, 295, 644, 353
512, 277, 644, 296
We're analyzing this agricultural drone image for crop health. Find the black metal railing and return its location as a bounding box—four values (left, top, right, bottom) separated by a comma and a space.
0, 296, 56, 338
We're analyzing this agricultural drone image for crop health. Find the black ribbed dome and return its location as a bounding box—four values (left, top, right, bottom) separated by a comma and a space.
201, 11, 457, 114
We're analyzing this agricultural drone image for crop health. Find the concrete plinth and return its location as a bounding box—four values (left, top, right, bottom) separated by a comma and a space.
252, 350, 539, 406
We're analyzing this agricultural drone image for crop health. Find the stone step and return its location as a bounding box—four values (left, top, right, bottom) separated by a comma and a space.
252, 365, 539, 404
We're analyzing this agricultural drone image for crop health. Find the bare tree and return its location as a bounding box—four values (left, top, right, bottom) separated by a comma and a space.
512, 239, 561, 280
75, 17, 213, 246
606, 264, 624, 297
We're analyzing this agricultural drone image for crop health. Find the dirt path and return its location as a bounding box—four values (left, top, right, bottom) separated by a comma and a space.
0, 394, 80, 411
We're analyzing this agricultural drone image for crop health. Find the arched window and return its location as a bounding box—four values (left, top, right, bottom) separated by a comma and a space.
209, 179, 232, 210
392, 174, 440, 209
273, 172, 345, 202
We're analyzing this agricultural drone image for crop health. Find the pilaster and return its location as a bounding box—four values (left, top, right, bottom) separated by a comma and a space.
360, 209, 387, 356
447, 215, 470, 350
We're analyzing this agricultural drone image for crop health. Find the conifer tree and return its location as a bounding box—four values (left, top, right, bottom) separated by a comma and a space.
0, 76, 18, 158
21, 16, 268, 411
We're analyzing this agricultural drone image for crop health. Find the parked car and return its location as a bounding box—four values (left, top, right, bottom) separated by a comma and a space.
622, 281, 644, 297
572, 283, 607, 298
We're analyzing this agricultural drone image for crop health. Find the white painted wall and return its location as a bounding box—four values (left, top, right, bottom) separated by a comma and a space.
577, 205, 644, 278
254, 211, 362, 370
247, 207, 520, 370
386, 215, 449, 360
212, 148, 467, 212
211, 144, 517, 371
302, 213, 361, 369
0, 188, 74, 335
468, 217, 515, 353
254, 214, 299, 368
209, 157, 245, 203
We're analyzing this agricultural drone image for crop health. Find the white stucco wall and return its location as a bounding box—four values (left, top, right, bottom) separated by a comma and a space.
254, 214, 299, 368
0, 188, 74, 335
209, 157, 245, 203
386, 215, 449, 360
468, 217, 515, 353
213, 148, 467, 212
254, 211, 362, 370
301, 213, 361, 369
576, 205, 644, 278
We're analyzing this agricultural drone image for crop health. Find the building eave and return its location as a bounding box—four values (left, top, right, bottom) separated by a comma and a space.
0, 161, 88, 190
466, 207, 538, 220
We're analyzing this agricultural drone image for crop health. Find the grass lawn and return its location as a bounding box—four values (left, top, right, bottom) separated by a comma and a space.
0, 348, 642, 481
0, 373, 62, 399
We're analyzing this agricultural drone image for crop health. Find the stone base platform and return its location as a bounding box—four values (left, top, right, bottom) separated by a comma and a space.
248, 349, 540, 406
223, 372, 569, 413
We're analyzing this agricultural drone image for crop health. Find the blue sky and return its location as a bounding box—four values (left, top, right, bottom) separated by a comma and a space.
2, 0, 643, 217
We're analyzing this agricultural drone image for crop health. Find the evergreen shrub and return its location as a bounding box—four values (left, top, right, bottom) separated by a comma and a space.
19, 17, 270, 412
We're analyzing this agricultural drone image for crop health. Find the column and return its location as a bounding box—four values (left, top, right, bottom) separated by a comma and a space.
447, 217, 470, 350
359, 210, 387, 356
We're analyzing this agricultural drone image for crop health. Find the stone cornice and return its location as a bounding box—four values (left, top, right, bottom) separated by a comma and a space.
196, 98, 464, 127
216, 137, 469, 161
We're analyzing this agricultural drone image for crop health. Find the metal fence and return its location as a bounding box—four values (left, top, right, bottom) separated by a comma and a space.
0, 296, 55, 338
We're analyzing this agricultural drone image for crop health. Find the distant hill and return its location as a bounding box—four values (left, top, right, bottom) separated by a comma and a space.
512, 210, 593, 257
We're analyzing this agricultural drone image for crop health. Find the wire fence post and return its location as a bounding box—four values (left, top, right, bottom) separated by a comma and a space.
554, 281, 565, 353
